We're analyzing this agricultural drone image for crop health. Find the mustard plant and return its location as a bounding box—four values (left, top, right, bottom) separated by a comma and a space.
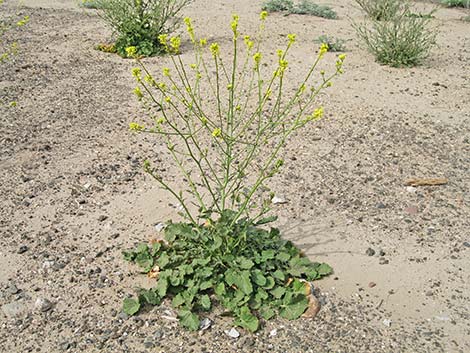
95, 0, 192, 57
262, 0, 337, 19
129, 14, 344, 225
123, 13, 343, 331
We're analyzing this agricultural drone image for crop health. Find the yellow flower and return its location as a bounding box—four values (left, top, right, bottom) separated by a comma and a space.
319, 43, 328, 58
133, 86, 143, 99
276, 49, 284, 58
231, 14, 240, 38
244, 35, 254, 50
253, 52, 262, 68
125, 46, 137, 58
170, 36, 181, 54
16, 16, 29, 27
129, 122, 144, 131
156, 117, 165, 124
227, 84, 233, 90
201, 116, 208, 125
190, 63, 197, 69
132, 67, 141, 80
210, 43, 220, 57
212, 128, 222, 138
287, 33, 296, 45
165, 96, 172, 103
158, 34, 168, 46
313, 107, 324, 119
338, 53, 346, 61
260, 11, 268, 20
200, 38, 207, 47
162, 67, 171, 77
184, 17, 195, 43
279, 59, 288, 70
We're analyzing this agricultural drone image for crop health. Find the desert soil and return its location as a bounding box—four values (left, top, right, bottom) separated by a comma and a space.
1, 0, 469, 352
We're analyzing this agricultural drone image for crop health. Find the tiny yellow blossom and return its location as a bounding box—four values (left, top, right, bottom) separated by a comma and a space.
158, 34, 168, 46
132, 67, 141, 80
184, 17, 195, 43
231, 14, 240, 38
227, 84, 233, 90
212, 128, 222, 138
210, 43, 220, 57
9, 101, 17, 107
276, 49, 284, 58
156, 117, 165, 124
319, 43, 329, 58
200, 38, 207, 47
287, 33, 296, 45
190, 63, 197, 69
338, 53, 346, 61
129, 122, 144, 131
260, 11, 268, 20
162, 67, 171, 77
165, 96, 172, 103
201, 116, 208, 125
253, 52, 262, 68
235, 105, 241, 111
313, 107, 324, 119
133, 86, 143, 99
17, 16, 29, 27
170, 36, 181, 53
125, 46, 137, 58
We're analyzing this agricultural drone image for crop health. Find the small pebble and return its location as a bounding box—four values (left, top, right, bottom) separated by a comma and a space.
366, 248, 375, 256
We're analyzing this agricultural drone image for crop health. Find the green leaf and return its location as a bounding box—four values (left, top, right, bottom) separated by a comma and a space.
317, 263, 333, 276
236, 271, 253, 295
199, 280, 213, 291
178, 310, 200, 331
279, 294, 308, 320
237, 257, 254, 270
263, 276, 275, 289
272, 270, 286, 282
136, 243, 148, 253
252, 270, 267, 286
210, 235, 223, 251
261, 249, 275, 261
122, 298, 140, 316
199, 294, 211, 310
276, 252, 291, 262
135, 252, 153, 272
235, 306, 259, 332
254, 215, 278, 225
139, 289, 160, 305
172, 293, 185, 308
123, 250, 135, 262
156, 252, 170, 268
150, 242, 161, 256
214, 282, 226, 296
260, 306, 276, 320
155, 277, 168, 297
270, 286, 286, 299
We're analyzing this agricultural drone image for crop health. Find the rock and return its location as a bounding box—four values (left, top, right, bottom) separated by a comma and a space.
35, 297, 53, 312
366, 248, 375, 256
225, 327, 240, 339
6, 283, 20, 295
154, 223, 165, 232
378, 249, 386, 256
368, 282, 376, 288
17, 245, 29, 254
376, 202, 386, 209
463, 242, 470, 248
425, 291, 433, 297
272, 196, 287, 205
98, 215, 108, 222
405, 186, 416, 193
382, 319, 392, 327
405, 206, 418, 215
199, 318, 211, 331
1, 301, 29, 318
269, 329, 277, 337
118, 312, 129, 320
152, 329, 163, 340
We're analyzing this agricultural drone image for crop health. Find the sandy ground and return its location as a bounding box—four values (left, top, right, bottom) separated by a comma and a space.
1, 0, 469, 352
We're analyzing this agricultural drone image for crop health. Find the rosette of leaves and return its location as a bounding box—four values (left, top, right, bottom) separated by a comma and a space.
123, 211, 332, 331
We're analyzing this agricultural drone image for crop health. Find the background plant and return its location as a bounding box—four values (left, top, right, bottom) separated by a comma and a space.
262, 0, 337, 19
95, 0, 192, 57
124, 13, 344, 330
441, 0, 470, 7
354, 0, 403, 21
0, 0, 29, 63
354, 2, 438, 67
315, 35, 347, 52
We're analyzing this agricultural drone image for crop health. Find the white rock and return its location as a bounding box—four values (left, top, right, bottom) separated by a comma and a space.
199, 318, 211, 331
269, 329, 277, 337
225, 327, 240, 338
382, 319, 392, 327
406, 186, 416, 193
272, 196, 287, 205
155, 223, 165, 232
35, 298, 53, 312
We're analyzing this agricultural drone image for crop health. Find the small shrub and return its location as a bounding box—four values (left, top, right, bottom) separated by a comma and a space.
354, 0, 403, 21
95, 0, 192, 57
123, 13, 345, 331
463, 15, 470, 21
315, 35, 346, 52
441, 0, 470, 7
262, 0, 337, 19
354, 4, 438, 67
